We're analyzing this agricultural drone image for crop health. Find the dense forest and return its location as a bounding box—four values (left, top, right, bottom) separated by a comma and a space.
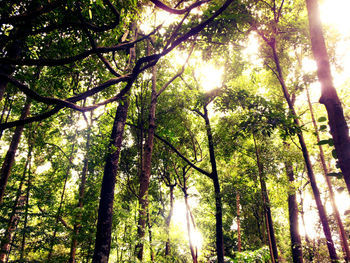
0, 0, 350, 262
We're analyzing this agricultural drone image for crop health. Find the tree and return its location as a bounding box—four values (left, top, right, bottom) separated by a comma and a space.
305, 0, 350, 195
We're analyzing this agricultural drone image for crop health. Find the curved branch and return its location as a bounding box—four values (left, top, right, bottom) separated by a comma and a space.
0, 28, 159, 66
150, 0, 210, 15
0, 0, 65, 24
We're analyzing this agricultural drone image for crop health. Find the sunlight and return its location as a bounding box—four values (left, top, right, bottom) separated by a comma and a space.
172, 200, 203, 251
242, 32, 263, 67
320, 0, 350, 33
195, 63, 223, 92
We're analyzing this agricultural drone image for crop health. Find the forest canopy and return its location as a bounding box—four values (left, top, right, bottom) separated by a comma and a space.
0, 0, 350, 262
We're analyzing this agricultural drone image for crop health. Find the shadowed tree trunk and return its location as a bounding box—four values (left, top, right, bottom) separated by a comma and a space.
92, 95, 130, 263
305, 84, 350, 261
286, 163, 303, 263
69, 130, 91, 263
136, 65, 158, 261
268, 39, 338, 261
0, 100, 31, 203
136, 45, 191, 260
201, 105, 224, 263
47, 144, 75, 262
253, 135, 279, 263
305, 0, 350, 195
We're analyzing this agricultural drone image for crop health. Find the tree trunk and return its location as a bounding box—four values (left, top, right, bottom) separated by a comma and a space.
165, 185, 175, 256
269, 40, 338, 261
306, 84, 350, 261
47, 144, 75, 262
253, 135, 279, 263
0, 101, 31, 203
136, 65, 158, 261
0, 147, 31, 263
92, 95, 129, 263
69, 132, 90, 263
236, 192, 241, 252
185, 193, 198, 263
286, 164, 304, 263
203, 106, 224, 263
305, 0, 350, 195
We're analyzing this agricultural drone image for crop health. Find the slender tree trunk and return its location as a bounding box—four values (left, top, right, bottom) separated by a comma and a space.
136, 65, 158, 261
165, 185, 175, 256
203, 106, 224, 263
0, 101, 31, 203
69, 132, 90, 263
268, 40, 338, 261
92, 95, 129, 263
47, 144, 75, 262
185, 192, 198, 263
147, 209, 154, 262
0, 94, 13, 140
236, 192, 241, 252
286, 163, 304, 263
305, 0, 350, 195
19, 158, 33, 263
305, 85, 350, 261
0, 147, 31, 263
253, 135, 279, 263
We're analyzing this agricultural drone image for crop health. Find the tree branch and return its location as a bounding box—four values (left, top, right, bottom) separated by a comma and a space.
150, 0, 210, 15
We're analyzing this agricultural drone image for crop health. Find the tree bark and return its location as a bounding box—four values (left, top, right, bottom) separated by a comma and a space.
269, 40, 338, 261
286, 163, 304, 263
305, 0, 350, 195
136, 65, 158, 261
253, 136, 279, 263
0, 147, 31, 263
0, 101, 31, 203
306, 84, 350, 261
92, 95, 129, 263
69, 131, 90, 263
203, 106, 225, 263
47, 144, 75, 262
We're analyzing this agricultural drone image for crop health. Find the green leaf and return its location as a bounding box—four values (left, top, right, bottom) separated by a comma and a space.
332, 149, 338, 159
318, 116, 327, 122
319, 125, 327, 131
327, 172, 340, 177
317, 139, 330, 146
89, 9, 92, 19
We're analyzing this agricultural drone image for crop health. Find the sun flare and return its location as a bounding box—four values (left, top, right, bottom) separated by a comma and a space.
172, 200, 204, 252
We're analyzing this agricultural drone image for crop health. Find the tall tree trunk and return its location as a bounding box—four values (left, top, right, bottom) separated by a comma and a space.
268, 39, 338, 261
203, 106, 224, 263
0, 93, 13, 140
69, 132, 90, 263
305, 0, 350, 195
92, 95, 129, 263
165, 185, 175, 256
19, 158, 33, 263
47, 144, 75, 262
0, 101, 31, 203
236, 192, 241, 252
136, 65, 158, 261
286, 163, 304, 263
0, 147, 31, 263
253, 135, 279, 263
306, 85, 350, 261
185, 192, 198, 263
147, 209, 154, 262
